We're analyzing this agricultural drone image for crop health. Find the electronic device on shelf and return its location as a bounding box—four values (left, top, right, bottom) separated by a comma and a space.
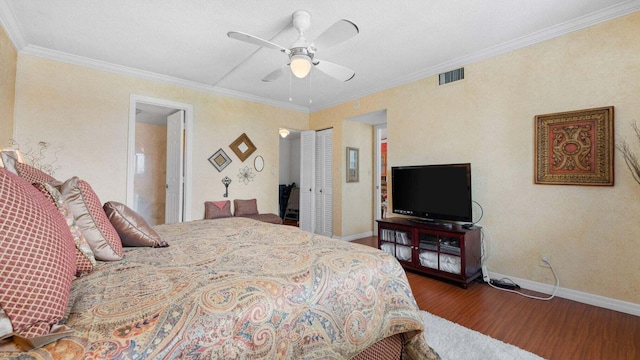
391, 163, 472, 224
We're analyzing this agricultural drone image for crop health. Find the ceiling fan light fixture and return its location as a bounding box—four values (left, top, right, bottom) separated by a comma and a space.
290, 54, 312, 78
279, 128, 290, 138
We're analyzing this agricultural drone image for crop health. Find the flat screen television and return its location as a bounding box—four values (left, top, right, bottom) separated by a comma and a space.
391, 163, 472, 223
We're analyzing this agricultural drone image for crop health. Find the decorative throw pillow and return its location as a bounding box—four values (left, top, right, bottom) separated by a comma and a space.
60, 176, 124, 261
234, 198, 259, 216
204, 200, 232, 219
15, 162, 57, 183
0, 151, 19, 174
33, 181, 97, 276
103, 201, 168, 248
0, 168, 76, 338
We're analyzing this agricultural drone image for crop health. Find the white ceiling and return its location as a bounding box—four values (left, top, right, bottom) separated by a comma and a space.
1, 1, 639, 112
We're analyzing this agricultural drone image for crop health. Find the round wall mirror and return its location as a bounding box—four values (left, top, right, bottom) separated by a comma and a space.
254, 155, 264, 172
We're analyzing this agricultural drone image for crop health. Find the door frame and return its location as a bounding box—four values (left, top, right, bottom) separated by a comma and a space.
127, 94, 194, 221
374, 124, 386, 234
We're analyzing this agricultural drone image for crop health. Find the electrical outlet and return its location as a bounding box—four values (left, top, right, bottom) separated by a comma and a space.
539, 255, 551, 267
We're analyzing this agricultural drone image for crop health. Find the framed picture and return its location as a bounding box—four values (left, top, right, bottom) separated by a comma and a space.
254, 155, 264, 172
534, 106, 614, 186
208, 148, 232, 172
229, 133, 257, 162
347, 147, 359, 183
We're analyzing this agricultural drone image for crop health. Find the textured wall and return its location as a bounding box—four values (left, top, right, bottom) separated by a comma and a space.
13, 55, 308, 219
0, 25, 16, 147
134, 122, 167, 225
312, 12, 640, 304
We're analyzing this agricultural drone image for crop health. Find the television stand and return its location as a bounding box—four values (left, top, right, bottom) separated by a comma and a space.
408, 218, 453, 228
377, 217, 481, 288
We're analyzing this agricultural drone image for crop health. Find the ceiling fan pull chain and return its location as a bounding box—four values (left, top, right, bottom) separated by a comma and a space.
289, 70, 293, 102
309, 71, 313, 104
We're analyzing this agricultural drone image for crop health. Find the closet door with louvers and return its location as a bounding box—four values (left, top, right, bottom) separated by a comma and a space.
314, 129, 333, 237
299, 131, 316, 233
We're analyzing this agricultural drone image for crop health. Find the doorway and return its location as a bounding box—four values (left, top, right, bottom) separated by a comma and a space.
127, 95, 194, 224
346, 110, 387, 233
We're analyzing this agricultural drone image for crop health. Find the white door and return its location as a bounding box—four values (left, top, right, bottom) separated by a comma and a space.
165, 110, 184, 224
374, 125, 386, 233
299, 130, 316, 232
315, 129, 333, 237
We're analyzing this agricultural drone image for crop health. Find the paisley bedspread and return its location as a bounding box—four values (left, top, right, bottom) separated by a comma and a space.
1, 217, 438, 359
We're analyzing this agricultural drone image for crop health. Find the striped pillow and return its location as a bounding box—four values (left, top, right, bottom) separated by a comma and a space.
60, 176, 123, 261
33, 181, 97, 276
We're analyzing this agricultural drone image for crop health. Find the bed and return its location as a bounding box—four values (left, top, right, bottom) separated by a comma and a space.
0, 162, 440, 359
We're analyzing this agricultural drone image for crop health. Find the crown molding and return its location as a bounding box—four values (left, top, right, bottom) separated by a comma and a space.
0, 0, 26, 50
310, 1, 640, 112
3, 1, 639, 113
20, 44, 309, 113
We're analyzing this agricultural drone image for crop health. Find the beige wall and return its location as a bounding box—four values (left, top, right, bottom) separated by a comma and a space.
7, 12, 640, 304
134, 122, 167, 226
0, 25, 16, 147
312, 12, 640, 304
13, 55, 309, 219
342, 120, 374, 237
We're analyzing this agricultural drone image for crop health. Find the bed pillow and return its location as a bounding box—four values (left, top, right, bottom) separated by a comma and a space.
60, 176, 124, 261
33, 181, 97, 276
0, 168, 76, 338
204, 200, 232, 219
234, 199, 258, 216
103, 201, 168, 248
0, 151, 19, 174
14, 162, 57, 183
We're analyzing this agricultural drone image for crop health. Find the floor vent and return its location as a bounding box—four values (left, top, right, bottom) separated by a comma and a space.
438, 67, 464, 85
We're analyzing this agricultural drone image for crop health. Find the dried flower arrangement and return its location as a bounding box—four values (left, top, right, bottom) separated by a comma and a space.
10, 139, 62, 176
617, 122, 640, 185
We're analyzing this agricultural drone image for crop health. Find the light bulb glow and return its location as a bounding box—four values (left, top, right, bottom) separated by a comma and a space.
290, 55, 312, 78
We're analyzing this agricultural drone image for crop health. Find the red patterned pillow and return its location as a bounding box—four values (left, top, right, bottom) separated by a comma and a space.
33, 181, 97, 276
0, 168, 76, 338
14, 162, 57, 183
60, 176, 124, 261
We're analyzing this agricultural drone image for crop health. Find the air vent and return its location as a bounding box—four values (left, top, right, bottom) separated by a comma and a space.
438, 67, 464, 85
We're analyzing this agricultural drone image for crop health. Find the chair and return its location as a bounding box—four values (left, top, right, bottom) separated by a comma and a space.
283, 187, 300, 223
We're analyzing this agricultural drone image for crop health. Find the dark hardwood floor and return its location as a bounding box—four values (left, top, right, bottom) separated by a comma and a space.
352, 236, 640, 360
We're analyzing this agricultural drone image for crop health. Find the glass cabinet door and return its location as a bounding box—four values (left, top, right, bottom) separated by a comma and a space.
380, 228, 412, 263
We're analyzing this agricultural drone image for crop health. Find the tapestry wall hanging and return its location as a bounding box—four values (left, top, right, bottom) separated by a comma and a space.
534, 106, 614, 186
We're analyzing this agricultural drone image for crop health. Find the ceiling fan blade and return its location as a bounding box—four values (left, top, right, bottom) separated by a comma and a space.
310, 19, 359, 51
314, 59, 355, 82
227, 31, 290, 54
262, 65, 288, 82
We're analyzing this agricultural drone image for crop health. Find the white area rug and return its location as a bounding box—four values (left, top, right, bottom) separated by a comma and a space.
421, 311, 546, 360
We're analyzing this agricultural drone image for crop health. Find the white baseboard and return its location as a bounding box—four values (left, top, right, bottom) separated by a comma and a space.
488, 270, 640, 317
341, 231, 374, 242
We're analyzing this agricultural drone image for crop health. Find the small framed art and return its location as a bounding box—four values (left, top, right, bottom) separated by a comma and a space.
229, 133, 257, 162
346, 147, 359, 183
208, 148, 232, 172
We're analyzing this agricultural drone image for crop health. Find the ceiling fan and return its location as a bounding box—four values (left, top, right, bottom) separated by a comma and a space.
227, 10, 359, 82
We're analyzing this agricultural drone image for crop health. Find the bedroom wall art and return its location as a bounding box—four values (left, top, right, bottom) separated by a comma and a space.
238, 166, 255, 185
229, 133, 256, 162
208, 148, 232, 172
221, 176, 232, 197
534, 106, 614, 186
346, 147, 359, 183
254, 155, 264, 172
